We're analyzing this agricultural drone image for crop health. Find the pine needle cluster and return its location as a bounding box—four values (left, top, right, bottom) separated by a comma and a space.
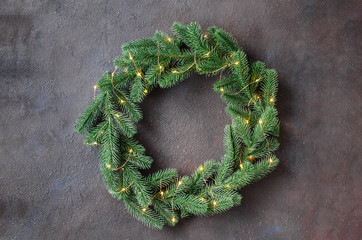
75, 22, 280, 229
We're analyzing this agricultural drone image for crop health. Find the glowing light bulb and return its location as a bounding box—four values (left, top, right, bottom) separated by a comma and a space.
240, 163, 244, 169
129, 55, 133, 60
205, 52, 210, 56
259, 119, 263, 125
129, 148, 133, 153
167, 37, 171, 42
159, 65, 163, 70
142, 208, 146, 212
226, 184, 231, 188
172, 217, 176, 223
248, 155, 253, 159
178, 181, 182, 186
160, 191, 164, 196
137, 72, 142, 77
220, 88, 224, 92
270, 98, 274, 102
106, 163, 111, 168
171, 70, 177, 73
115, 114, 119, 118
203, 34, 208, 38
91, 142, 97, 145
269, 158, 273, 163
235, 61, 240, 65
93, 85, 97, 90
121, 188, 126, 192
213, 201, 217, 206
144, 89, 148, 94
245, 119, 249, 124
199, 166, 204, 171
120, 99, 125, 103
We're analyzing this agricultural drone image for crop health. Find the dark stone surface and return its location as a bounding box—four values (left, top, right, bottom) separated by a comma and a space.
1, 0, 361, 239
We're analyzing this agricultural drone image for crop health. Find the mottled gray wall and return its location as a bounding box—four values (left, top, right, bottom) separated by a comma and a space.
1, 0, 361, 239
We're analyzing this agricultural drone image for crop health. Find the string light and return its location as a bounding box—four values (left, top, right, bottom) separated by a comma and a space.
93, 85, 97, 90
171, 70, 178, 73
167, 37, 172, 42
269, 98, 274, 102
106, 163, 111, 168
137, 72, 142, 77
172, 217, 176, 223
144, 89, 148, 94
269, 158, 273, 163
259, 119, 263, 125
160, 191, 164, 196
235, 61, 240, 65
115, 114, 120, 118
226, 184, 231, 188
199, 165, 204, 171
220, 87, 224, 92
120, 99, 125, 103
240, 163, 244, 169
248, 155, 253, 160
178, 180, 182, 186
245, 119, 249, 124
205, 52, 210, 56
90, 142, 97, 145
159, 65, 163, 70
203, 34, 208, 38
121, 188, 126, 192
129, 148, 133, 153
213, 201, 217, 206
129, 55, 133, 60
142, 208, 146, 212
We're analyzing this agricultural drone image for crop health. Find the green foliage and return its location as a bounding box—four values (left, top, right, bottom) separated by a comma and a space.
75, 22, 280, 229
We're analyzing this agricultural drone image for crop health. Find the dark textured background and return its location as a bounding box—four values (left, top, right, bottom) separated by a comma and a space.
1, 0, 361, 239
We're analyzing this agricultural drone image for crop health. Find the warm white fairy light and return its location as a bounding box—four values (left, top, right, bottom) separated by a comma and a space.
142, 208, 146, 212
269, 158, 273, 163
144, 89, 148, 94
106, 163, 111, 168
178, 180, 182, 186
235, 61, 240, 65
220, 87, 224, 92
167, 37, 171, 42
90, 142, 97, 145
93, 85, 97, 90
137, 72, 142, 77
129, 148, 133, 153
270, 97, 274, 102
259, 119, 263, 125
213, 201, 217, 206
120, 99, 125, 103
160, 191, 164, 196
248, 155, 253, 160
226, 184, 231, 188
121, 188, 126, 192
172, 217, 176, 222
199, 165, 204, 171
171, 70, 177, 73
245, 119, 249, 124
129, 55, 133, 60
240, 163, 244, 169
203, 34, 208, 38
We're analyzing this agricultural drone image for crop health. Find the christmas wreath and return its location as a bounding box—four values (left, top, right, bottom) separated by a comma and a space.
75, 22, 280, 229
